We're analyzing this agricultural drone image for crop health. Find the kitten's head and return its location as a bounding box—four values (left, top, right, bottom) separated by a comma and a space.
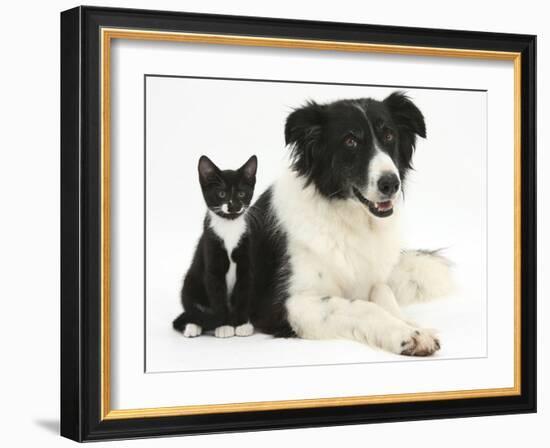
198, 155, 257, 220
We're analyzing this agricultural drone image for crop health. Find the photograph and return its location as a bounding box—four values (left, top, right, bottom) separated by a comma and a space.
58, 5, 537, 442
145, 76, 487, 373
0, 0, 546, 444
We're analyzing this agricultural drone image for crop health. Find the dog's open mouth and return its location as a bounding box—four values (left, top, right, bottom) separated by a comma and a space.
353, 188, 394, 218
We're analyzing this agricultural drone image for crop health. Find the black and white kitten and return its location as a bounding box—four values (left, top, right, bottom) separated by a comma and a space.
172, 155, 258, 338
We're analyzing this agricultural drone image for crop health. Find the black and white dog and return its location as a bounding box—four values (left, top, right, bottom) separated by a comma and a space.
248, 92, 453, 356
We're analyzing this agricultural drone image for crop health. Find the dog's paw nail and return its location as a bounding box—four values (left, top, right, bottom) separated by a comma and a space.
400, 329, 441, 356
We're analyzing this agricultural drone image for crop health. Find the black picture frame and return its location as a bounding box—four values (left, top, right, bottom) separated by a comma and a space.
61, 5, 536, 442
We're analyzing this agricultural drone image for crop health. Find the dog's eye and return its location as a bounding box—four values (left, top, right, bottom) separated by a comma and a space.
218, 191, 226, 199
344, 135, 358, 148
237, 191, 245, 198
384, 131, 394, 143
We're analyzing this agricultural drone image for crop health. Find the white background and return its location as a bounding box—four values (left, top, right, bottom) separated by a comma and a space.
145, 77, 488, 373
0, 0, 546, 447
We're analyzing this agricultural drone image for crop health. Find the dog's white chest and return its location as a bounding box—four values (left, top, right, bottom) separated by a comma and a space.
272, 172, 401, 299
208, 212, 247, 294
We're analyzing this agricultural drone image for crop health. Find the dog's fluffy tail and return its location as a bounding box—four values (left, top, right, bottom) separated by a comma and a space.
389, 249, 454, 306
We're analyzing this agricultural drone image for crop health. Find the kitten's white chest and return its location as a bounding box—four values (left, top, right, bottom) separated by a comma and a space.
208, 211, 247, 294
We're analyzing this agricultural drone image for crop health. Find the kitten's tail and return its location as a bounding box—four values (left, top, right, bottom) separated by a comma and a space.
388, 249, 455, 305
172, 312, 189, 332
172, 309, 226, 332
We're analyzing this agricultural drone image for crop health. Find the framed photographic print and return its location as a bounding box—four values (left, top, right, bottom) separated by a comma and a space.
60, 6, 536, 442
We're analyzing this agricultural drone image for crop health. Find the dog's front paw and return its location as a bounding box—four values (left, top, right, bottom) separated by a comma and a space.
235, 322, 254, 337
215, 325, 235, 338
400, 329, 440, 356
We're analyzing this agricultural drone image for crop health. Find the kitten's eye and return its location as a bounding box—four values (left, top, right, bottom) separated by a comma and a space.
218, 191, 226, 199
237, 191, 246, 198
344, 135, 358, 149
384, 131, 394, 143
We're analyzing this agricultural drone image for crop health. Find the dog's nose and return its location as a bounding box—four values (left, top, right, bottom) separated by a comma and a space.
377, 172, 400, 196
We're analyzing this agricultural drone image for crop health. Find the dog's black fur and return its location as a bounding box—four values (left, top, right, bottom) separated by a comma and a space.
247, 92, 426, 336
285, 92, 425, 198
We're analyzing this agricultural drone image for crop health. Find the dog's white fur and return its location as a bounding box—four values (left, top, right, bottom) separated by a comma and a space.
366, 145, 401, 202
389, 250, 454, 306
272, 169, 451, 355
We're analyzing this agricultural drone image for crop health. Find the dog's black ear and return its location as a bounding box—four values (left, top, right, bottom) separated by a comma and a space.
384, 92, 426, 175
383, 91, 426, 138
284, 101, 324, 179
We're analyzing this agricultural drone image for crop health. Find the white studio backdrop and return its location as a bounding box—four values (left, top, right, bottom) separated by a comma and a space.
145, 76, 487, 373
2, 1, 547, 447
109, 38, 514, 410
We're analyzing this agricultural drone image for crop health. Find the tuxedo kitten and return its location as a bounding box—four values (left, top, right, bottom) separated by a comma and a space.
172, 155, 258, 338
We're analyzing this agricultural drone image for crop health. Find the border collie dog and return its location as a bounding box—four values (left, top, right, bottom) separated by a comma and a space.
248, 92, 453, 356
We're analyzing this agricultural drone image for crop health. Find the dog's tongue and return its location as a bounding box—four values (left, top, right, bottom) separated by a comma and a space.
376, 200, 393, 211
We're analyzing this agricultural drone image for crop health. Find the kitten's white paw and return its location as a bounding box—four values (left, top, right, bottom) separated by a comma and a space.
235, 322, 254, 337
215, 325, 235, 338
183, 323, 202, 338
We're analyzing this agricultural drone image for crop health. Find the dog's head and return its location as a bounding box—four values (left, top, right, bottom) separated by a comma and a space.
284, 92, 426, 218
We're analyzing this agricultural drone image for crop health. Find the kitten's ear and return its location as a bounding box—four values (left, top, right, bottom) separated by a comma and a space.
239, 155, 257, 182
198, 155, 220, 182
